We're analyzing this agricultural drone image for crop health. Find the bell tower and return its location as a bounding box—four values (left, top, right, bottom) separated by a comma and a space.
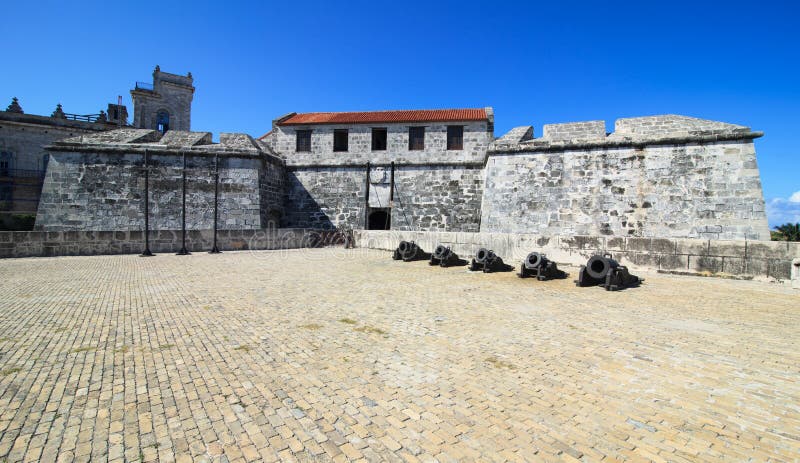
130, 65, 194, 133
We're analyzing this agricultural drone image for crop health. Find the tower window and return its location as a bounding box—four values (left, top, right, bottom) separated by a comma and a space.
296, 130, 312, 152
333, 129, 349, 152
371, 128, 387, 151
409, 127, 425, 151
447, 126, 464, 150
156, 111, 170, 134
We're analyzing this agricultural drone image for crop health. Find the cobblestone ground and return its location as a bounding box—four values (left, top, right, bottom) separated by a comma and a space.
0, 249, 798, 463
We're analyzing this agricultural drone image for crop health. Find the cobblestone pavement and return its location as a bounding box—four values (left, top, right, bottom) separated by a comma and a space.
0, 249, 798, 463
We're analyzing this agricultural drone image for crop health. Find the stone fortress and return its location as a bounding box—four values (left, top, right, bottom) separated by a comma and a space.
3, 65, 793, 283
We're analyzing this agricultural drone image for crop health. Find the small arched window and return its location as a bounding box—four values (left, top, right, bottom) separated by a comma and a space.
156, 111, 170, 134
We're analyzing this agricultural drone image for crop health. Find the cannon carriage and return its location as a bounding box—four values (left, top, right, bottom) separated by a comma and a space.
576, 253, 642, 290
469, 248, 512, 273
392, 240, 428, 262
517, 252, 567, 280
429, 244, 462, 267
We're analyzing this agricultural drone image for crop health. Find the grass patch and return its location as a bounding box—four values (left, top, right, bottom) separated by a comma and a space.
70, 346, 96, 354
54, 327, 69, 333
0, 337, 13, 343
354, 326, 387, 335
0, 367, 22, 376
115, 345, 129, 354
485, 357, 517, 370
158, 344, 175, 350
338, 318, 357, 325
233, 345, 251, 352
300, 323, 323, 330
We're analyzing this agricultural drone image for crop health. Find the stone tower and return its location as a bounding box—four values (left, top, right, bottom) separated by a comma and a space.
130, 65, 194, 133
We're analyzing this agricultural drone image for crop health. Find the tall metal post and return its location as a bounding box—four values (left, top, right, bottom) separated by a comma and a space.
364, 162, 370, 230
177, 150, 190, 255
209, 153, 221, 254
140, 149, 154, 257
387, 161, 395, 230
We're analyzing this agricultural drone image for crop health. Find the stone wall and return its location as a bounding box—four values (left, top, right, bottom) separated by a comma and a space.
0, 228, 344, 258
34, 129, 285, 231
283, 165, 484, 231
482, 116, 770, 240
272, 119, 491, 231
271, 121, 491, 166
355, 230, 800, 283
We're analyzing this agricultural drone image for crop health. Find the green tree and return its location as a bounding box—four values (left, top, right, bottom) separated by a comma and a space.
773, 222, 800, 241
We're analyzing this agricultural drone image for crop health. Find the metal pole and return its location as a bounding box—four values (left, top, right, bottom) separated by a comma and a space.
387, 161, 395, 230
140, 149, 154, 257
209, 153, 221, 253
177, 150, 190, 255
364, 162, 370, 230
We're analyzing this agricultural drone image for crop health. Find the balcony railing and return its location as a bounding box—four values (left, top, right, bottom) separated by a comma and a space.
63, 113, 101, 123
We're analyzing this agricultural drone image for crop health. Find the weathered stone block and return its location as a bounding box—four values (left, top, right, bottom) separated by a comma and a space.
675, 238, 709, 256
744, 258, 769, 277
747, 241, 789, 259
623, 252, 659, 269
689, 256, 723, 273
708, 240, 748, 258
792, 258, 800, 289
722, 257, 746, 275
767, 259, 791, 280
660, 254, 688, 271
626, 237, 649, 252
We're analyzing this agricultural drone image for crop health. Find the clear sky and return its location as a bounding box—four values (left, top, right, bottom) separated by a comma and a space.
3, 0, 799, 226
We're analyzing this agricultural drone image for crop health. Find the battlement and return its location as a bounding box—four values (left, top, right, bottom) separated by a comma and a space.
490, 115, 761, 153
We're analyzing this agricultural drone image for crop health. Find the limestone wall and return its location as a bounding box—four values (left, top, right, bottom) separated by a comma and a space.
35, 150, 283, 231
0, 228, 343, 258
355, 230, 800, 283
482, 116, 770, 241
283, 165, 483, 231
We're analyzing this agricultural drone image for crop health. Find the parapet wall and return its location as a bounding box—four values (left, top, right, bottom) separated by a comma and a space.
355, 230, 799, 282
0, 228, 344, 258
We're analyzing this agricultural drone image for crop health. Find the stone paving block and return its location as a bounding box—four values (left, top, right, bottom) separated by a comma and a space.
0, 248, 797, 463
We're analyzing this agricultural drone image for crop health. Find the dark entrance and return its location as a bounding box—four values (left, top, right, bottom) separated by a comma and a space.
367, 208, 391, 230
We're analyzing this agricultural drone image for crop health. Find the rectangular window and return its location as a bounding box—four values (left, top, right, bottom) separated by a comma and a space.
371, 128, 387, 151
447, 126, 464, 150
409, 127, 425, 151
295, 130, 312, 152
333, 129, 349, 152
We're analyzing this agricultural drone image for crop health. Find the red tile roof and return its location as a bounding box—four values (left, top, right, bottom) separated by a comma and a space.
277, 108, 488, 126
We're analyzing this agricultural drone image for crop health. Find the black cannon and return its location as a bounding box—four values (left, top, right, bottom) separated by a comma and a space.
429, 244, 461, 267
576, 253, 642, 291
518, 252, 567, 280
392, 240, 427, 262
469, 248, 512, 273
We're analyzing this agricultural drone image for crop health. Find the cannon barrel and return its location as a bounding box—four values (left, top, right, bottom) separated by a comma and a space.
433, 244, 452, 260
524, 252, 546, 270
474, 248, 496, 264
585, 254, 619, 280
393, 240, 424, 261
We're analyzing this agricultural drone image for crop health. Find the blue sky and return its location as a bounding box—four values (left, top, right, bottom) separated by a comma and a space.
3, 0, 799, 226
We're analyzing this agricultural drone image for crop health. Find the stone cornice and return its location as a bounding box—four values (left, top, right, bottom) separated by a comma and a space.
488, 131, 764, 155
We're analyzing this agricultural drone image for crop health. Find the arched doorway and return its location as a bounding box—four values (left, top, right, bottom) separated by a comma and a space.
156, 110, 170, 134
367, 208, 391, 230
